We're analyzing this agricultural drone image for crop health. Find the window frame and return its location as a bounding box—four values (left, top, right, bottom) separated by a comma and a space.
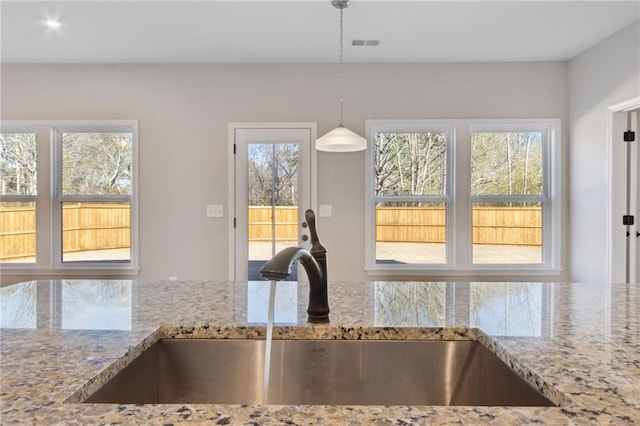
365, 119, 561, 277
0, 120, 139, 276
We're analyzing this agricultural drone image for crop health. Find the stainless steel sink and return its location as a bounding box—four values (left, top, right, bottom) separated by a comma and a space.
84, 339, 554, 406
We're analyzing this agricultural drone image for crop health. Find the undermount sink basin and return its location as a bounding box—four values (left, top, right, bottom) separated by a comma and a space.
84, 339, 554, 406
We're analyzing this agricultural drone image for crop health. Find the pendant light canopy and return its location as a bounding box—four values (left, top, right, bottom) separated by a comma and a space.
316, 0, 366, 152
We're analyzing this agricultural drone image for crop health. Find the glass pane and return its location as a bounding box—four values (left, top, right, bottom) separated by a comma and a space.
62, 132, 132, 195
247, 143, 299, 280
0, 132, 37, 196
62, 202, 131, 262
472, 202, 542, 264
376, 202, 446, 264
374, 131, 447, 196
0, 202, 36, 263
471, 131, 543, 196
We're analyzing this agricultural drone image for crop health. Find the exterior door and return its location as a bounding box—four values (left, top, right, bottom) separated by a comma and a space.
230, 123, 316, 282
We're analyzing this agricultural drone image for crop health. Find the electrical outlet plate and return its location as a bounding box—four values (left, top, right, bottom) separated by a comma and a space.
206, 204, 224, 218
319, 204, 332, 217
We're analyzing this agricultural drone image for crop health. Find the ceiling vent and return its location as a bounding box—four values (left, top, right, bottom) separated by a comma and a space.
352, 39, 380, 46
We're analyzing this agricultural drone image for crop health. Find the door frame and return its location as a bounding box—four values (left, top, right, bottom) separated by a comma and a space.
228, 122, 318, 281
607, 97, 640, 283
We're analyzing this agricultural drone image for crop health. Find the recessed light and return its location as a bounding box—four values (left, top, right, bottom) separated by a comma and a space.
44, 19, 62, 29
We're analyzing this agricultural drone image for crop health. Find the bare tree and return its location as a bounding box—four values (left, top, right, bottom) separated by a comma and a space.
0, 133, 37, 196
62, 132, 132, 195
470, 131, 543, 198
248, 144, 298, 206
375, 132, 447, 200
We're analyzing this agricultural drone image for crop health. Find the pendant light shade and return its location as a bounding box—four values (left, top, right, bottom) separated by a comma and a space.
316, 125, 366, 152
316, 0, 366, 153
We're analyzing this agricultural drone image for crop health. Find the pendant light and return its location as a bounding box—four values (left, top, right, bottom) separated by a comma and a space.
316, 0, 367, 152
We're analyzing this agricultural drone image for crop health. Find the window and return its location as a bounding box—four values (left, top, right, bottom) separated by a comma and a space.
0, 121, 138, 275
366, 119, 561, 277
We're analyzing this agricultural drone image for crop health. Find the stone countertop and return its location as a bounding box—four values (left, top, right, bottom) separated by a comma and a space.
0, 279, 639, 425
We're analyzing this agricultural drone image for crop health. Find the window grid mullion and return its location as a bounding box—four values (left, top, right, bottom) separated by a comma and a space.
470, 195, 547, 203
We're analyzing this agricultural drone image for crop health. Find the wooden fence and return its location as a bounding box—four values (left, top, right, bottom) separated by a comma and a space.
248, 206, 299, 241
247, 206, 541, 246
0, 207, 36, 261
62, 204, 130, 253
0, 204, 130, 261
0, 205, 541, 261
375, 206, 542, 246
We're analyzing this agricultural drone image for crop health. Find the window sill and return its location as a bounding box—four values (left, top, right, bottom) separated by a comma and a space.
365, 265, 563, 278
0, 265, 141, 277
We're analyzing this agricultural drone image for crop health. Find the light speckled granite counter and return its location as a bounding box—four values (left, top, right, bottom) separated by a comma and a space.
1, 279, 639, 424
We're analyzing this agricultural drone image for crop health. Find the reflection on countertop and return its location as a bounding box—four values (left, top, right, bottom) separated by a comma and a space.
1, 280, 548, 336
2, 280, 132, 330
1, 279, 639, 424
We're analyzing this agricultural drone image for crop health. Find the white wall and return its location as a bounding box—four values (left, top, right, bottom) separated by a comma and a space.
1, 62, 568, 283
568, 21, 640, 283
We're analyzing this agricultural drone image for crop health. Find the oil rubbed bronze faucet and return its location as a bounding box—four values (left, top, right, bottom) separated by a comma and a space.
259, 209, 329, 323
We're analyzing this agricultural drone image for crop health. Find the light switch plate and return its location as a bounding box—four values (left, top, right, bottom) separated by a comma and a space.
206, 204, 224, 218
319, 204, 332, 217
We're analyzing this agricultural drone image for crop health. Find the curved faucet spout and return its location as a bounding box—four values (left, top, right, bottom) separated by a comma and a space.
259, 246, 330, 323
259, 247, 319, 282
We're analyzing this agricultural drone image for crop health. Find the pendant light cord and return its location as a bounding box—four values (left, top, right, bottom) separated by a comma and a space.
339, 6, 344, 127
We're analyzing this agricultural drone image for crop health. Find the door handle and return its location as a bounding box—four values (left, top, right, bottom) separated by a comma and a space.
301, 235, 309, 242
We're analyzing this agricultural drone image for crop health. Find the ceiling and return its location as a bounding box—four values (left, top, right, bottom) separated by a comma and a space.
1, 1, 639, 64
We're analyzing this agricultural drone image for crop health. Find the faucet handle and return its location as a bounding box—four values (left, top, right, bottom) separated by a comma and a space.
305, 209, 326, 255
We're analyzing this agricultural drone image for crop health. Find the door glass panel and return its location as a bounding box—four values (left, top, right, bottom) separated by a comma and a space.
247, 143, 299, 280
